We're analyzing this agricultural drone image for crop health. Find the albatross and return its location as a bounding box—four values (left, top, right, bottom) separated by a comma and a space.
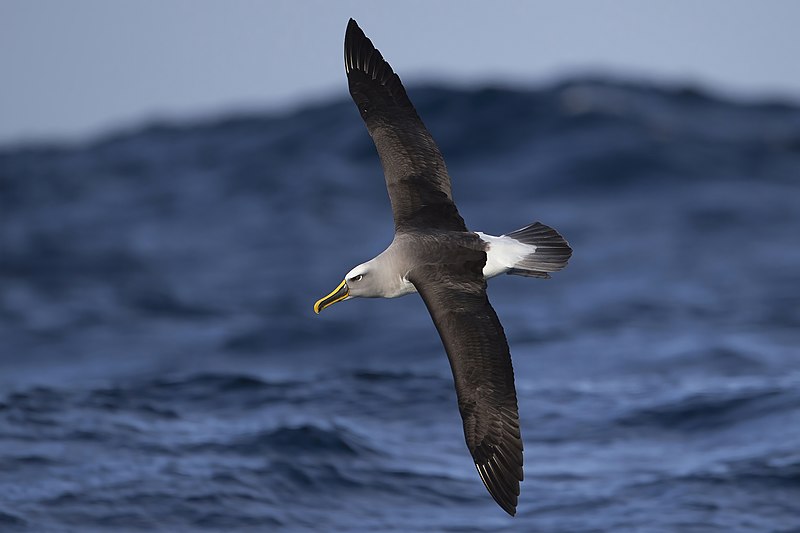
314, 19, 572, 516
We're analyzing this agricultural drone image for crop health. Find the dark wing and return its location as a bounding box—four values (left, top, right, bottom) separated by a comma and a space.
408, 251, 523, 516
344, 19, 466, 233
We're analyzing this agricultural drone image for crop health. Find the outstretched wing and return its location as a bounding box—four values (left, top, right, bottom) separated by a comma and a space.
344, 19, 466, 233
408, 253, 524, 516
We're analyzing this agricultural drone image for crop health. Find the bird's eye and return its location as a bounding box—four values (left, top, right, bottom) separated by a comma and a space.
351, 274, 363, 282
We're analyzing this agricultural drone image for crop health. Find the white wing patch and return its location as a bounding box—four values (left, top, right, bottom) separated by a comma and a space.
476, 232, 537, 279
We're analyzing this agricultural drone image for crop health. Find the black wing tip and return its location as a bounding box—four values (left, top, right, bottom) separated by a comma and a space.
476, 460, 521, 516
471, 419, 523, 516
345, 18, 364, 47
344, 18, 372, 75
343, 17, 413, 115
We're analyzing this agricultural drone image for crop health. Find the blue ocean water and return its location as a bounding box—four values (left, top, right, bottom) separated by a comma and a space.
1, 79, 800, 531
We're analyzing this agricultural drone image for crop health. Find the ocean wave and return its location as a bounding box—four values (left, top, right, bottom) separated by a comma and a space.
185, 423, 376, 458
0, 510, 26, 528
616, 384, 800, 431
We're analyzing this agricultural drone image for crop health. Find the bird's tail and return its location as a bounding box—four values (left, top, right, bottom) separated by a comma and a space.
504, 222, 572, 279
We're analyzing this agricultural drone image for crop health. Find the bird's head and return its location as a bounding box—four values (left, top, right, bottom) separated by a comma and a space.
314, 262, 379, 314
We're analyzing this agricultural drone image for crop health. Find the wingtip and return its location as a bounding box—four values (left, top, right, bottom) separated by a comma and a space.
343, 18, 399, 85
345, 18, 365, 43
344, 18, 369, 75
473, 435, 523, 516
476, 462, 519, 516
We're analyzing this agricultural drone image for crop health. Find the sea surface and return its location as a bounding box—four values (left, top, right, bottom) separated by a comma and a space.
1, 79, 800, 532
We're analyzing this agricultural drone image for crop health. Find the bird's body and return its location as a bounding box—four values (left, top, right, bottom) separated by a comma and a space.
314, 19, 572, 516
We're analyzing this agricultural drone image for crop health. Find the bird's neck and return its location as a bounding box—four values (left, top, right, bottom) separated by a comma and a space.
371, 242, 417, 298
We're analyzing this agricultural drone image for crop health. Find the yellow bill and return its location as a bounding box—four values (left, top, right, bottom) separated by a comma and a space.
314, 280, 349, 314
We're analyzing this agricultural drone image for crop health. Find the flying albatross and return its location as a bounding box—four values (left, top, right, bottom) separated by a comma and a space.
314, 19, 572, 516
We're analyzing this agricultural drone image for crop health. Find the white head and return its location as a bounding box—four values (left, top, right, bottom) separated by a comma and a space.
345, 263, 386, 297
313, 249, 415, 313
314, 261, 381, 314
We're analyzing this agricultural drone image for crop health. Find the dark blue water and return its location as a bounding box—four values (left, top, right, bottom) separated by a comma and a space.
2, 79, 800, 531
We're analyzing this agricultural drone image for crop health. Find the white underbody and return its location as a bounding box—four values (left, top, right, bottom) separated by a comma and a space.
397, 232, 535, 295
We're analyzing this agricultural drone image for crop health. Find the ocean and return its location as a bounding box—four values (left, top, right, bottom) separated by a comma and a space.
1, 79, 799, 531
